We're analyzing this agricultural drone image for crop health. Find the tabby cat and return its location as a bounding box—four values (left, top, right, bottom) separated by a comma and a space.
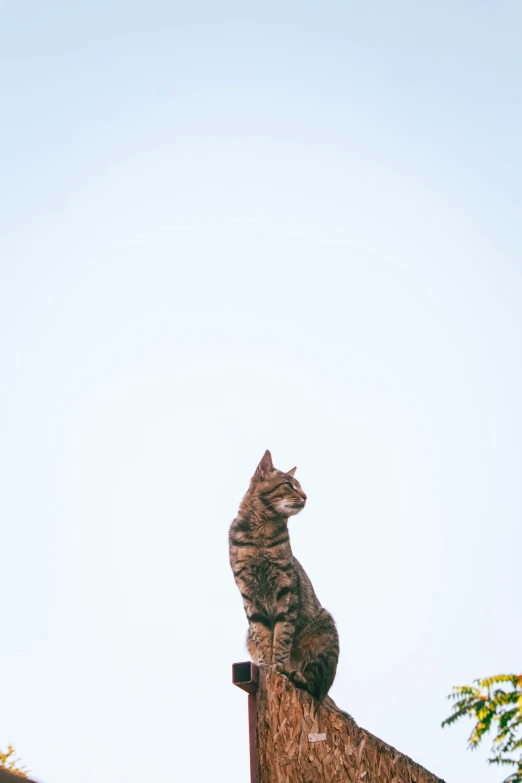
229, 450, 339, 702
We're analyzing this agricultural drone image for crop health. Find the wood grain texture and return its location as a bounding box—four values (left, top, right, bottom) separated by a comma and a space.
256, 667, 446, 783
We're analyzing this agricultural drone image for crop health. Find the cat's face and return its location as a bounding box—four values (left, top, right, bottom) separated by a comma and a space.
250, 450, 307, 517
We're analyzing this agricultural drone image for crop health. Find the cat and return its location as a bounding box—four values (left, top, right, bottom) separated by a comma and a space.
229, 450, 340, 703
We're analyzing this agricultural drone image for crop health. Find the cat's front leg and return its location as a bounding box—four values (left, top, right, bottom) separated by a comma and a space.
271, 581, 298, 667
272, 619, 296, 669
247, 615, 273, 665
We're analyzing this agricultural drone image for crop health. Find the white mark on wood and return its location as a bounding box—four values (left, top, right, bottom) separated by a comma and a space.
308, 732, 327, 743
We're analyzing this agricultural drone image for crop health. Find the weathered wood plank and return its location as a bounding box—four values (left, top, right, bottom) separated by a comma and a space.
256, 667, 446, 783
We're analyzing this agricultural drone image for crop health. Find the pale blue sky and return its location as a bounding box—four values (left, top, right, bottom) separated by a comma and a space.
1, 2, 521, 782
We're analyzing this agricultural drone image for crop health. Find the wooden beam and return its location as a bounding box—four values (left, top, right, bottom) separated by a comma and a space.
234, 663, 447, 783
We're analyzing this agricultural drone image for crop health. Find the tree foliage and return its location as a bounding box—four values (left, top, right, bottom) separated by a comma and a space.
442, 673, 522, 783
0, 746, 28, 778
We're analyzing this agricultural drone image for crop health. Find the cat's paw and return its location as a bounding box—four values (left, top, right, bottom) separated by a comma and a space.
288, 670, 308, 688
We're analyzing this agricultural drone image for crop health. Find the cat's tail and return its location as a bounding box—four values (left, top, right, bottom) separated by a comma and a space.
323, 694, 353, 721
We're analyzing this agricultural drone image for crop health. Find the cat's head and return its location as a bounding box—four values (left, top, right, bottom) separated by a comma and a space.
246, 449, 307, 518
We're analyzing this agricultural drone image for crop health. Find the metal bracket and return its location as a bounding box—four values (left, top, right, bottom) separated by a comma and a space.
233, 662, 259, 783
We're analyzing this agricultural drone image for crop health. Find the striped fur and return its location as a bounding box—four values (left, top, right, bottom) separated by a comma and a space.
229, 450, 339, 702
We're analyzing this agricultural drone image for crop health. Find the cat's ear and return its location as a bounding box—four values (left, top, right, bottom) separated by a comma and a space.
286, 467, 297, 477
255, 450, 274, 479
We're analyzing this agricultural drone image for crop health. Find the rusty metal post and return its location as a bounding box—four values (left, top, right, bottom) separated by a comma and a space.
232, 661, 259, 783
